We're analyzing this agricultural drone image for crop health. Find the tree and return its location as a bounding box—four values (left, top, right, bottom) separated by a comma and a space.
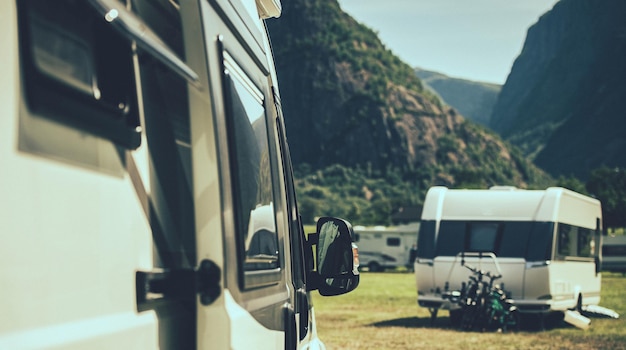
298, 197, 319, 225
586, 167, 626, 232
557, 175, 587, 194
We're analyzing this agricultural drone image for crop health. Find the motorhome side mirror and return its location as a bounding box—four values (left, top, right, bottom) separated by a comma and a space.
314, 217, 359, 296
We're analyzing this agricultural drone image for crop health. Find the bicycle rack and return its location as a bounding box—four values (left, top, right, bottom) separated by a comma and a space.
443, 251, 503, 290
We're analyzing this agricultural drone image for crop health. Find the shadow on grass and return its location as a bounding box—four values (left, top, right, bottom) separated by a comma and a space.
370, 316, 455, 329
370, 312, 593, 332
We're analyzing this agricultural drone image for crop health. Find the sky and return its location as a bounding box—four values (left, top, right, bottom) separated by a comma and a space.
337, 0, 560, 85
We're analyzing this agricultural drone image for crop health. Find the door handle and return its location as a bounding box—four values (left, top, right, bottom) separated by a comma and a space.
136, 259, 221, 312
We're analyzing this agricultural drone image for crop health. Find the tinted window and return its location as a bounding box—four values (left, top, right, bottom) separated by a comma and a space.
500, 222, 534, 258
416, 220, 435, 259
436, 221, 465, 256
578, 227, 595, 257
468, 223, 499, 252
527, 222, 554, 261
223, 57, 279, 273
432, 220, 554, 260
557, 224, 576, 257
603, 245, 626, 256
556, 223, 596, 259
387, 237, 401, 247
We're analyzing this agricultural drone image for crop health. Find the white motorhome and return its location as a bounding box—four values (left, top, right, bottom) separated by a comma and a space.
415, 186, 602, 319
0, 0, 359, 349
354, 223, 419, 272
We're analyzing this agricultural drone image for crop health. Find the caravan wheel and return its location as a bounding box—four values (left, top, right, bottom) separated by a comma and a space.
368, 261, 382, 272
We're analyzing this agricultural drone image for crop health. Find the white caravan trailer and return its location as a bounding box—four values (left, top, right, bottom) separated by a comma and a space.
354, 223, 419, 271
0, 0, 359, 349
415, 186, 602, 317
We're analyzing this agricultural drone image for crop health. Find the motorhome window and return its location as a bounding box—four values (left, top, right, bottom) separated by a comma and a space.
387, 238, 401, 247
223, 56, 279, 273
18, 0, 140, 148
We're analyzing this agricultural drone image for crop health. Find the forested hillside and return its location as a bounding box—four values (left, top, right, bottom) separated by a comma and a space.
415, 68, 500, 127
267, 0, 552, 225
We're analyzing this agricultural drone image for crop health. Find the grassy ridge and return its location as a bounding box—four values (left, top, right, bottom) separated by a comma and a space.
312, 272, 626, 349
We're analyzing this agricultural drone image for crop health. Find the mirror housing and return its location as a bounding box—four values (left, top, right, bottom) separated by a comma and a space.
306, 217, 359, 296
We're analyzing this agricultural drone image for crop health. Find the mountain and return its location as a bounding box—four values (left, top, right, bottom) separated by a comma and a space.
490, 0, 626, 179
415, 68, 501, 126
266, 0, 552, 224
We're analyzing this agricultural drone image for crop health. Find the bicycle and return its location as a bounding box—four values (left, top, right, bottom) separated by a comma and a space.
443, 262, 519, 332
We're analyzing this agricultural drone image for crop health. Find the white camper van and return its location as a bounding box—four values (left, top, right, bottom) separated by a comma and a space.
0, 0, 359, 349
354, 224, 419, 271
415, 186, 602, 318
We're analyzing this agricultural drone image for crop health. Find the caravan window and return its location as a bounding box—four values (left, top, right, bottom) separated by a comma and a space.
416, 221, 436, 259
436, 221, 465, 256
557, 224, 575, 257
418, 220, 554, 261
468, 223, 498, 252
526, 222, 554, 261
578, 227, 595, 257
557, 223, 596, 259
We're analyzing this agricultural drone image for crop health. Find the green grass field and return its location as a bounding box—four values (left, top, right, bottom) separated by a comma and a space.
312, 272, 626, 350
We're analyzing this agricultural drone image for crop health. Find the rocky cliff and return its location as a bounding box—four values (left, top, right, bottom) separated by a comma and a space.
490, 0, 626, 179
